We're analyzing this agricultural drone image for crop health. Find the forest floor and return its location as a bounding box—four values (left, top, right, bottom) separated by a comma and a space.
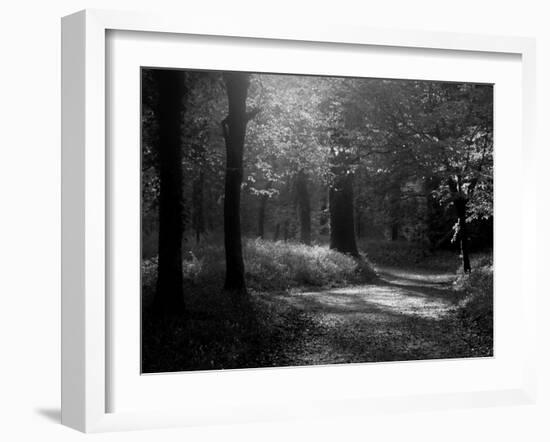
257, 265, 479, 365
141, 241, 492, 373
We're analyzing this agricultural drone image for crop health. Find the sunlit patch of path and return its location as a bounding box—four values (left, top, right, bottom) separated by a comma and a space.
292, 284, 452, 320
262, 265, 471, 365
274, 267, 458, 320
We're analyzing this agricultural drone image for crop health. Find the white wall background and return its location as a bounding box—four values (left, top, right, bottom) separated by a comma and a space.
0, 1, 547, 441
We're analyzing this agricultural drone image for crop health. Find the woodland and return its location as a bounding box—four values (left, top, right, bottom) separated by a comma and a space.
141, 69, 494, 372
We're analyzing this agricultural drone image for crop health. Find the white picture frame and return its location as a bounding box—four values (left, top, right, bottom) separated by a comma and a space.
61, 9, 537, 433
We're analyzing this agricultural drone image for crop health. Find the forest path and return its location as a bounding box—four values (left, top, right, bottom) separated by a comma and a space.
265, 266, 471, 365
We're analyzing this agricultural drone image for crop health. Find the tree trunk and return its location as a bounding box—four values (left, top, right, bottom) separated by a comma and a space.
454, 198, 471, 273
355, 204, 362, 239
448, 177, 471, 273
273, 223, 280, 241
257, 193, 268, 239
221, 72, 251, 294
329, 172, 359, 257
154, 70, 185, 314
389, 188, 400, 241
391, 222, 399, 241
319, 188, 329, 236
283, 219, 290, 241
295, 170, 311, 245
192, 170, 205, 244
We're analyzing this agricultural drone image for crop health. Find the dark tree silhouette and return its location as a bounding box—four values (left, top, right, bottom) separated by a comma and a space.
328, 144, 359, 257
448, 177, 472, 273
153, 69, 186, 314
221, 72, 254, 294
257, 182, 270, 239
329, 170, 359, 257
319, 189, 329, 236
295, 169, 312, 245
192, 170, 205, 244
273, 222, 280, 241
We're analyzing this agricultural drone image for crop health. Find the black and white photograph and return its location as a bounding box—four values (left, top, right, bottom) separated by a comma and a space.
141, 68, 493, 373
5, 0, 550, 439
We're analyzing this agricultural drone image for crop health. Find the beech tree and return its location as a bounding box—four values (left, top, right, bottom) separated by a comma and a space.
221, 72, 257, 294
153, 69, 186, 314
329, 164, 359, 256
319, 79, 361, 256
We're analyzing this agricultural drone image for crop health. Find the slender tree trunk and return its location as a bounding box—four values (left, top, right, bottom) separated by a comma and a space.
257, 193, 268, 239
221, 72, 251, 294
391, 223, 399, 241
283, 219, 290, 241
389, 188, 400, 241
206, 185, 215, 232
319, 188, 329, 236
192, 170, 204, 244
273, 223, 280, 241
355, 204, 362, 239
329, 172, 359, 257
295, 170, 311, 245
154, 70, 185, 314
455, 198, 471, 273
448, 177, 471, 273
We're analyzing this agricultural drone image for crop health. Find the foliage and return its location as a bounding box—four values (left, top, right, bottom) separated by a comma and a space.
359, 239, 460, 272
454, 255, 493, 325
141, 238, 377, 297
245, 238, 376, 289
451, 253, 493, 355
141, 69, 494, 370
350, 80, 493, 248
142, 70, 493, 255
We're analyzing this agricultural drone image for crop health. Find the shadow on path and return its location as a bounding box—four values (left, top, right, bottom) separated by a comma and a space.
270, 266, 460, 320
260, 265, 474, 365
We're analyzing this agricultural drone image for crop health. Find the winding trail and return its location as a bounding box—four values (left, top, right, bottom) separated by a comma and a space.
265, 266, 473, 365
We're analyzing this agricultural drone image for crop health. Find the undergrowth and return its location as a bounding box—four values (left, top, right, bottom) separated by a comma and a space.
141, 239, 493, 372
141, 238, 376, 372
245, 239, 377, 290
358, 239, 459, 272
452, 253, 493, 356
142, 238, 377, 298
